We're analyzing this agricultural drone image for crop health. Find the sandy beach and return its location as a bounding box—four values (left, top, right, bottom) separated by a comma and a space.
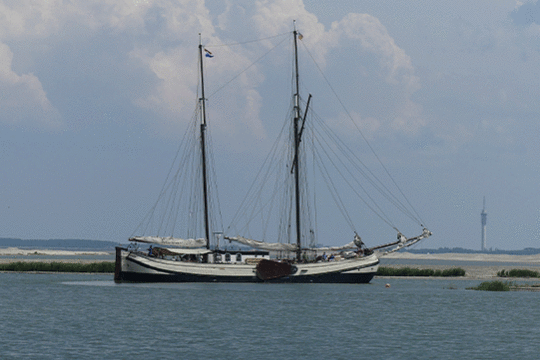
384, 252, 540, 264
0, 247, 112, 265
0, 247, 110, 257
382, 252, 540, 279
2, 248, 540, 279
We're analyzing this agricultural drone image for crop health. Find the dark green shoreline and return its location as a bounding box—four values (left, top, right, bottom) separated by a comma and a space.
497, 269, 540, 278
467, 280, 540, 291
376, 267, 466, 277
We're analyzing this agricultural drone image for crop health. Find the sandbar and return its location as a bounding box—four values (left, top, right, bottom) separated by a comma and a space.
383, 252, 540, 264
0, 247, 110, 256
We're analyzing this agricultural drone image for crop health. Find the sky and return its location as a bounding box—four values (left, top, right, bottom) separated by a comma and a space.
1, 0, 540, 250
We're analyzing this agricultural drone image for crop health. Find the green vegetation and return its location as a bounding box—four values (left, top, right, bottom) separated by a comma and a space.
497, 269, 540, 278
0, 261, 114, 273
468, 280, 540, 292
467, 280, 511, 291
376, 267, 466, 277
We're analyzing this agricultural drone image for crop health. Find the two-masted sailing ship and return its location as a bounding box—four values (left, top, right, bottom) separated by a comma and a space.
114, 28, 431, 283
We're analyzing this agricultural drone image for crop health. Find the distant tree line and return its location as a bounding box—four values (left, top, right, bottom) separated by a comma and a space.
0, 238, 122, 251
409, 247, 540, 255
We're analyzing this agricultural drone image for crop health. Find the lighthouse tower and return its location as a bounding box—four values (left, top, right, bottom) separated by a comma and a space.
481, 197, 487, 251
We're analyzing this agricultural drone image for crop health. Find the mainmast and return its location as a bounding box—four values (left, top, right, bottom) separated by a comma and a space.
293, 27, 302, 261
198, 36, 211, 249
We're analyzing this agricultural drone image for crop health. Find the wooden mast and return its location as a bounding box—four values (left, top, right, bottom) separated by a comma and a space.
198, 36, 211, 249
293, 26, 302, 262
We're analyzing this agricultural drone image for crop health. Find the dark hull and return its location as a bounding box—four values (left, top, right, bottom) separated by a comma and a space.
115, 270, 376, 284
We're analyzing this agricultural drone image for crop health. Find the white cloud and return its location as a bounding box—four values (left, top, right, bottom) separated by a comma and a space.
253, 0, 317, 35
327, 13, 423, 134
248, 2, 424, 134
0, 42, 60, 127
130, 46, 199, 117
248, 2, 420, 93
0, 0, 426, 137
329, 13, 420, 95
0, 2, 26, 37
130, 33, 267, 138
0, 1, 70, 128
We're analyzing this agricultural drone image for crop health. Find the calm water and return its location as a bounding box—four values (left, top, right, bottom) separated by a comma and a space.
1, 273, 539, 359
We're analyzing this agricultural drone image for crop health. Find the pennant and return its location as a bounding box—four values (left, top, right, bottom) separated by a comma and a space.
204, 48, 214, 58
298, 33, 303, 40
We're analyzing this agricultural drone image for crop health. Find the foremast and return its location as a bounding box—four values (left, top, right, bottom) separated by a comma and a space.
293, 28, 302, 262
198, 36, 211, 249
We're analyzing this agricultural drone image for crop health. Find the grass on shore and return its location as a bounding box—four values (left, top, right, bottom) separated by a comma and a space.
376, 267, 466, 277
497, 269, 539, 278
467, 280, 512, 291
468, 280, 540, 291
0, 261, 114, 273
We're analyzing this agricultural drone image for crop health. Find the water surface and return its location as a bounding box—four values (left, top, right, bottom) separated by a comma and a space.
1, 273, 538, 359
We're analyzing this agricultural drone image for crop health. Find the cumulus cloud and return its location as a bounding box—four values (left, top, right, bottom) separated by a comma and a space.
0, 1, 68, 128
328, 13, 423, 134
331, 14, 420, 93
250, 1, 424, 134
0, 43, 60, 127
0, 0, 425, 138
130, 46, 199, 116
129, 33, 267, 138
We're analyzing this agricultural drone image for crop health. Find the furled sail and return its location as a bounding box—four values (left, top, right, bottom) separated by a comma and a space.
129, 236, 206, 248
304, 234, 363, 252
305, 242, 357, 252
158, 248, 212, 255
225, 236, 298, 251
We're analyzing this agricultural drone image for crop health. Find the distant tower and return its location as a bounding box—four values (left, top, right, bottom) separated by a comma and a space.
481, 197, 487, 251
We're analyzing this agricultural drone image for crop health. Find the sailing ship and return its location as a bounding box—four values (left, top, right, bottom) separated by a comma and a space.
114, 28, 431, 283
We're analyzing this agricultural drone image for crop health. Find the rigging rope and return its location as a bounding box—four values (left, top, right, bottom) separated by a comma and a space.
205, 32, 291, 48
206, 34, 290, 100
311, 114, 421, 225
225, 106, 291, 236
299, 41, 427, 229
